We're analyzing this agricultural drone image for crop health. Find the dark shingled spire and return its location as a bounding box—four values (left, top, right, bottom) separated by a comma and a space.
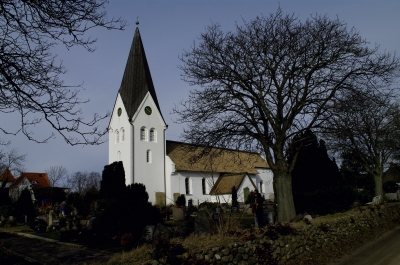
119, 26, 163, 120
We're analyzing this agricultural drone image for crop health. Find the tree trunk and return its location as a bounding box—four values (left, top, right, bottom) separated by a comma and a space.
374, 173, 384, 202
274, 171, 296, 222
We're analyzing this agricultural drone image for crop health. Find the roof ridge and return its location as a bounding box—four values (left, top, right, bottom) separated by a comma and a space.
166, 140, 263, 155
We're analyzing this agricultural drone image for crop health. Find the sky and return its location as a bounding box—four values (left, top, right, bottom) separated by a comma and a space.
1, 0, 400, 176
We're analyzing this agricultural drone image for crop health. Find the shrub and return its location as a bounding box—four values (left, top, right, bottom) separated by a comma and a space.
357, 189, 373, 205
14, 188, 36, 223
94, 183, 162, 244
383, 181, 399, 193
298, 185, 356, 215
0, 205, 13, 218
175, 194, 186, 207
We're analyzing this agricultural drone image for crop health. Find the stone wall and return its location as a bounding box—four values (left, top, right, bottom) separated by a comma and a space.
179, 203, 400, 265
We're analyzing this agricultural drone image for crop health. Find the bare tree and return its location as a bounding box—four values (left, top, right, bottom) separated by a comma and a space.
45, 165, 68, 187
323, 90, 400, 202
174, 8, 400, 221
0, 148, 26, 176
0, 0, 126, 145
66, 171, 101, 196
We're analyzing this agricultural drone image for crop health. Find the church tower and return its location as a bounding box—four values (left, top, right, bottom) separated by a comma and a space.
108, 23, 167, 203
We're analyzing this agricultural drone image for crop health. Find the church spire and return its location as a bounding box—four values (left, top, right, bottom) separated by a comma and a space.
118, 26, 163, 120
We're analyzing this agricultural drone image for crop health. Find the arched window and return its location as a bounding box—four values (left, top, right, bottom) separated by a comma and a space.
140, 127, 146, 141
150, 128, 156, 142
259, 180, 263, 194
202, 178, 206, 195
121, 128, 125, 141
146, 150, 151, 163
115, 130, 119, 143
185, 177, 190, 195
117, 151, 121, 161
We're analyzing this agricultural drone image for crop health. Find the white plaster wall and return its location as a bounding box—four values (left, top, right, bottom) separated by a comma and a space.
255, 168, 274, 201
168, 171, 270, 205
165, 155, 174, 204
109, 92, 166, 203
169, 171, 218, 206
131, 93, 166, 203
109, 93, 133, 184
209, 174, 258, 204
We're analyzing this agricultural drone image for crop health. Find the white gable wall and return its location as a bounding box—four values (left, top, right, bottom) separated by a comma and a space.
255, 168, 274, 200
109, 93, 133, 184
131, 93, 166, 203
209, 175, 257, 204
109, 92, 166, 203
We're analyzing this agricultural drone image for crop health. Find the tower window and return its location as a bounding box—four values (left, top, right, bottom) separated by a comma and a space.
115, 130, 120, 143
150, 128, 156, 142
146, 150, 151, 163
259, 180, 263, 194
202, 178, 206, 195
121, 128, 125, 141
140, 127, 146, 141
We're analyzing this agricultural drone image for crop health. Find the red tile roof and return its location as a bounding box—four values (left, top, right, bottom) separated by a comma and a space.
9, 172, 50, 189
0, 168, 16, 182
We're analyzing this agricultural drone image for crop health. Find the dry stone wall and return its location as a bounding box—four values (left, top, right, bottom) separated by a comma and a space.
179, 203, 400, 265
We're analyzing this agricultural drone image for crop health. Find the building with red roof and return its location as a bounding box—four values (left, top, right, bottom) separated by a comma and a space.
9, 172, 50, 202
0, 168, 16, 188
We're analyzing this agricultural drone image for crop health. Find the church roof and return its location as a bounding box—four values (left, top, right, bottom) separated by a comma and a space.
118, 25, 164, 121
209, 173, 256, 195
166, 141, 270, 174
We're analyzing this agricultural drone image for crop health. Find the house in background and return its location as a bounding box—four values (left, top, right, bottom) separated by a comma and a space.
0, 168, 16, 188
108, 24, 274, 206
9, 172, 50, 202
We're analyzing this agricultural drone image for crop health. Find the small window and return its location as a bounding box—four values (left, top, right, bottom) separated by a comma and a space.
146, 150, 151, 163
185, 177, 190, 195
140, 127, 146, 141
150, 128, 156, 142
202, 178, 206, 195
259, 180, 263, 194
115, 130, 120, 143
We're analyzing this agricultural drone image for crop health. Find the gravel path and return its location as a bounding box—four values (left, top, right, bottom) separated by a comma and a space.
0, 231, 113, 265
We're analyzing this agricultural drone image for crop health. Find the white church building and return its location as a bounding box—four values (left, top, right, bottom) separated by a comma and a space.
108, 25, 274, 206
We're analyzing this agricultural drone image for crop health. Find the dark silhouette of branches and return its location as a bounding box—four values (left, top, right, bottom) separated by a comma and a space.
323, 90, 400, 200
175, 8, 400, 221
0, 0, 126, 145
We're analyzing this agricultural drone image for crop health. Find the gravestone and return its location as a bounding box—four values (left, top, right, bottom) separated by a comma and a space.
87, 216, 96, 230
48, 209, 55, 228
142, 225, 155, 241
268, 193, 275, 201
171, 207, 185, 221
154, 223, 172, 239
155, 192, 165, 206
231, 205, 239, 213
195, 207, 214, 236
173, 193, 180, 203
